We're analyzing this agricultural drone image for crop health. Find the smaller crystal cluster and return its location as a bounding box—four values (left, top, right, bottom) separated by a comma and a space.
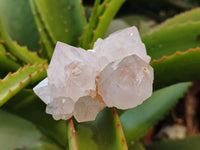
33, 26, 153, 122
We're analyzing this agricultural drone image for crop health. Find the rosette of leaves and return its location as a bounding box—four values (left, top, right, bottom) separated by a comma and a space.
0, 0, 200, 149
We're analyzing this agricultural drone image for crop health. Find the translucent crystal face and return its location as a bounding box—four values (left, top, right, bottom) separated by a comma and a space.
73, 96, 105, 122
93, 26, 149, 69
98, 55, 153, 109
64, 61, 97, 101
33, 26, 154, 122
46, 97, 74, 120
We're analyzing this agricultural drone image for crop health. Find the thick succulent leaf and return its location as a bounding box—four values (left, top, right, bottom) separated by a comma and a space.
33, 0, 86, 46
0, 110, 42, 149
79, 0, 126, 49
120, 82, 190, 145
91, 0, 126, 47
0, 63, 47, 106
0, 44, 18, 61
0, 0, 39, 50
152, 47, 200, 89
0, 44, 15, 78
68, 108, 128, 150
14, 41, 46, 64
0, 20, 46, 64
0, 50, 20, 73
0, 109, 41, 150
142, 22, 200, 60
3, 89, 68, 148
78, 0, 101, 49
158, 7, 200, 28
30, 0, 54, 59
146, 135, 200, 150
0, 109, 62, 150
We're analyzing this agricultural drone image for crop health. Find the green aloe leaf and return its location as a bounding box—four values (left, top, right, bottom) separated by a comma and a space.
68, 108, 128, 150
143, 7, 200, 62
0, 50, 20, 73
142, 22, 200, 60
3, 89, 68, 148
0, 109, 62, 150
0, 0, 39, 50
120, 82, 190, 145
146, 135, 200, 150
0, 63, 47, 106
30, 0, 54, 59
33, 0, 86, 46
78, 0, 101, 49
90, 0, 126, 47
79, 0, 126, 49
0, 20, 46, 64
0, 109, 41, 150
158, 7, 200, 28
152, 47, 200, 89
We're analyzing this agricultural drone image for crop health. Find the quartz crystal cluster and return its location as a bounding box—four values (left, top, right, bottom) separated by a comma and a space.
33, 26, 154, 122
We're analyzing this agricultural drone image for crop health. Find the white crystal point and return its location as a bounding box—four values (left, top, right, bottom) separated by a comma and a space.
47, 41, 98, 88
64, 61, 97, 101
98, 54, 154, 109
73, 96, 105, 122
33, 77, 50, 104
47, 41, 98, 101
46, 97, 74, 120
93, 26, 148, 69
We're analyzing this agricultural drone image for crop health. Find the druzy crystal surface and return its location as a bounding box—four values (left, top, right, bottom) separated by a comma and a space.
33, 26, 154, 122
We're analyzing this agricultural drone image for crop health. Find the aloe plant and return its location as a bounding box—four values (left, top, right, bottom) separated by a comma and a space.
0, 0, 200, 149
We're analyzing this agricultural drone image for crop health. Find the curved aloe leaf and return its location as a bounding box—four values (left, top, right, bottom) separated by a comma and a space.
0, 20, 46, 64
142, 22, 200, 60
79, 0, 126, 49
152, 47, 200, 89
33, 0, 86, 46
0, 63, 47, 106
0, 109, 41, 149
158, 7, 200, 28
0, 109, 62, 150
146, 135, 200, 150
0, 0, 40, 50
90, 0, 126, 47
68, 108, 128, 150
78, 0, 101, 49
0, 51, 20, 73
120, 82, 190, 145
3, 89, 68, 148
30, 0, 54, 59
